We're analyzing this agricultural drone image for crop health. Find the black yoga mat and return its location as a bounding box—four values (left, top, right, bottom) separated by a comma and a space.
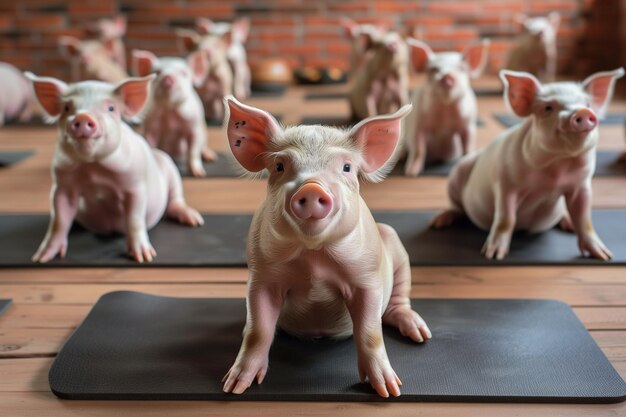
0, 299, 12, 316
49, 292, 626, 403
595, 150, 626, 176
3, 210, 626, 267
494, 112, 626, 128
176, 152, 251, 178
474, 87, 503, 97
0, 150, 34, 167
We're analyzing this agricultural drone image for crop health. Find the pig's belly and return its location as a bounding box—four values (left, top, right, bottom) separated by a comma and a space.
426, 130, 462, 162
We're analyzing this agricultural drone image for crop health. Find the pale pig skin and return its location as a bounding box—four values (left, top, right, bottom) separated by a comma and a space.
221, 97, 431, 398
132, 49, 217, 177
349, 31, 410, 121
25, 73, 203, 263
87, 16, 128, 71
431, 68, 625, 260
340, 18, 388, 77
506, 13, 560, 82
403, 39, 489, 176
0, 62, 39, 125
59, 36, 128, 83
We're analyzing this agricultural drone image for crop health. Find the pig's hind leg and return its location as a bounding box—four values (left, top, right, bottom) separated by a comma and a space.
379, 224, 432, 343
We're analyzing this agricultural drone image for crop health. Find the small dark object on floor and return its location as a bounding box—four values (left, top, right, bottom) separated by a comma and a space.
0, 150, 34, 167
0, 299, 12, 316
294, 67, 348, 85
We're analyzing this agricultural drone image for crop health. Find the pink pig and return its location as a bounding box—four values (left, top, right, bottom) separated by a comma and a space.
132, 49, 217, 177
340, 18, 388, 77
349, 31, 410, 121
86, 15, 128, 71
506, 13, 560, 82
221, 97, 431, 398
431, 68, 625, 260
25, 72, 203, 263
59, 36, 128, 83
403, 39, 490, 176
0, 62, 39, 125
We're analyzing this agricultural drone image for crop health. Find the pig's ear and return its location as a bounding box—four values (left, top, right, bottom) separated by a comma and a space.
112, 16, 127, 36
582, 68, 625, 118
23, 72, 68, 122
224, 95, 282, 172
548, 12, 560, 31
463, 39, 490, 79
196, 18, 214, 35
113, 75, 155, 118
187, 49, 210, 88
500, 70, 541, 117
131, 50, 158, 77
348, 104, 412, 181
340, 17, 358, 38
407, 38, 434, 72
176, 29, 200, 53
58, 36, 82, 58
231, 17, 250, 43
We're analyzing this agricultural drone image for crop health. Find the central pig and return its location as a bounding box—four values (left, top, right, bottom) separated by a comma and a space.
222, 97, 431, 398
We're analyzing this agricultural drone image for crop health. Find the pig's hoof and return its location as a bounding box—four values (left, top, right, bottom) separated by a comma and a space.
168, 202, 204, 227
429, 210, 463, 229
404, 162, 424, 177
128, 242, 156, 263
481, 234, 511, 260
202, 148, 218, 162
32, 239, 67, 263
384, 307, 432, 343
222, 358, 268, 395
579, 235, 613, 261
358, 353, 402, 398
189, 164, 207, 177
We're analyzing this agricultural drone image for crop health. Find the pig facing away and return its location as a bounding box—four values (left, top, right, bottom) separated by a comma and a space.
431, 68, 625, 260
59, 35, 128, 83
0, 62, 39, 125
340, 18, 388, 78
25, 73, 203, 263
506, 12, 560, 82
221, 97, 431, 398
196, 17, 251, 100
86, 16, 128, 71
403, 39, 490, 176
349, 31, 410, 121
132, 49, 217, 177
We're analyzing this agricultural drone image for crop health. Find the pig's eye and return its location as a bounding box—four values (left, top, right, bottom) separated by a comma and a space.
343, 163, 351, 173
108, 105, 115, 112
544, 105, 553, 112
276, 162, 284, 172
64, 104, 70, 112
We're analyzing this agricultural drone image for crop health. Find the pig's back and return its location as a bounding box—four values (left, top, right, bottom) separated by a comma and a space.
0, 63, 30, 121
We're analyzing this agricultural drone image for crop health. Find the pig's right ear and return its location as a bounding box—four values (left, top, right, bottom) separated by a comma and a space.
23, 72, 68, 121
131, 50, 158, 77
340, 17, 358, 38
500, 70, 542, 117
58, 36, 82, 58
176, 29, 200, 53
187, 49, 210, 88
407, 38, 434, 72
113, 75, 155, 118
224, 96, 282, 172
582, 68, 625, 118
196, 18, 214, 35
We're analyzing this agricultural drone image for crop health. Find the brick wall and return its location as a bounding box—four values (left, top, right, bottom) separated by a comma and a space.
0, 0, 621, 81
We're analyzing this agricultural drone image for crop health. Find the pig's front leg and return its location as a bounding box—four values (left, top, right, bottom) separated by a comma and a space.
346, 287, 401, 398
404, 129, 427, 176
32, 185, 79, 263
482, 186, 517, 260
223, 280, 284, 394
459, 121, 476, 156
187, 127, 208, 177
565, 186, 613, 260
124, 188, 155, 263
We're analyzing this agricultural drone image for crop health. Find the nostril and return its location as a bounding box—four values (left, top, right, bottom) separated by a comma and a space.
87, 122, 95, 128
318, 197, 327, 205
298, 198, 306, 206
575, 117, 581, 124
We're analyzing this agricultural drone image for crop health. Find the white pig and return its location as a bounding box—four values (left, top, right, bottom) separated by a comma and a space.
132, 49, 217, 177
506, 12, 560, 82
340, 18, 388, 77
0, 62, 39, 125
87, 16, 128, 71
59, 35, 128, 83
25, 72, 203, 263
403, 39, 490, 176
431, 68, 625, 260
349, 31, 410, 121
221, 97, 431, 398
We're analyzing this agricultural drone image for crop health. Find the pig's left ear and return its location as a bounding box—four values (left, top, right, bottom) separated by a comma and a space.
224, 96, 283, 172
113, 74, 155, 118
176, 29, 200, 53
500, 70, 542, 117
196, 18, 214, 35
231, 17, 250, 43
131, 50, 158, 77
582, 68, 625, 118
548, 12, 560, 31
407, 38, 434, 72
187, 49, 210, 88
23, 72, 68, 122
463, 39, 490, 79
348, 104, 412, 181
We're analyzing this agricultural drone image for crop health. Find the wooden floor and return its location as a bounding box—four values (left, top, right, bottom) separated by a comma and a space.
2, 76, 626, 416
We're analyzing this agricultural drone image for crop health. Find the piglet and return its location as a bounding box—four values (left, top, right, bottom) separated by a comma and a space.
349, 31, 410, 121
25, 72, 203, 263
132, 49, 217, 177
221, 97, 430, 398
0, 62, 38, 125
59, 36, 128, 83
431, 68, 625, 260
197, 17, 251, 99
403, 39, 489, 176
87, 16, 128, 70
506, 13, 560, 82
340, 18, 388, 77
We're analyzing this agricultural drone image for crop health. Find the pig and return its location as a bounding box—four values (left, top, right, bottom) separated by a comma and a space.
132, 49, 217, 177
176, 29, 234, 121
86, 16, 128, 71
197, 17, 251, 99
59, 36, 128, 83
25, 72, 203, 263
340, 18, 388, 77
431, 68, 625, 260
0, 62, 39, 125
349, 31, 410, 121
403, 39, 490, 176
221, 97, 431, 398
506, 12, 560, 82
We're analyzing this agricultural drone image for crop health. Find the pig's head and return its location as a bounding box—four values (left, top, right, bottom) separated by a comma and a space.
88, 16, 127, 42
340, 18, 388, 53
59, 36, 98, 68
224, 96, 412, 246
196, 17, 250, 45
500, 68, 625, 155
366, 31, 409, 70
25, 72, 154, 162
409, 38, 490, 102
132, 49, 209, 104
517, 12, 560, 45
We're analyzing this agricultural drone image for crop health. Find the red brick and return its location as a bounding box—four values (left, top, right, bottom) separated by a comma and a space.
328, 2, 371, 13
375, 1, 420, 13
15, 14, 65, 29
68, 4, 118, 15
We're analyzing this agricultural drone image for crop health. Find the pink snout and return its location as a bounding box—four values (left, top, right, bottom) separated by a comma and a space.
290, 181, 333, 220
68, 113, 97, 139
160, 75, 175, 90
570, 109, 597, 132
440, 74, 456, 88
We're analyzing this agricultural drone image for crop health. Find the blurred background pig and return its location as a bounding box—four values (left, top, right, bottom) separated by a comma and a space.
58, 35, 128, 83
340, 17, 388, 78
0, 62, 39, 125
86, 16, 128, 71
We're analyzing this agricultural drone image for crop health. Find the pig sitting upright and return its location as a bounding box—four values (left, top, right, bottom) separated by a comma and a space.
87, 16, 128, 70
59, 35, 128, 83
25, 72, 203, 263
403, 39, 489, 176
132, 49, 217, 177
221, 97, 431, 398
431, 68, 625, 260
506, 13, 560, 82
340, 18, 388, 77
0, 62, 39, 125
